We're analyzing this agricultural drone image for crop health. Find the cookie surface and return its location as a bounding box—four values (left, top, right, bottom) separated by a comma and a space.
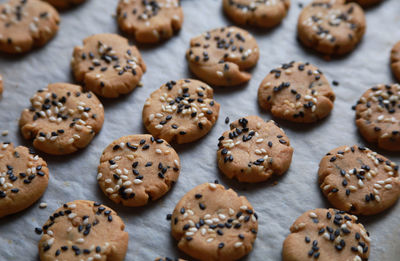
171, 183, 258, 261
297, 1, 366, 56
351, 0, 382, 7
97, 134, 180, 207
19, 83, 104, 155
71, 33, 146, 98
38, 200, 128, 261
43, 0, 86, 9
223, 0, 291, 28
186, 26, 259, 87
282, 208, 370, 261
355, 84, 400, 151
390, 41, 400, 83
258, 61, 335, 123
142, 79, 220, 144
217, 116, 293, 183
0, 0, 60, 54
0, 142, 49, 218
116, 0, 183, 44
319, 145, 400, 215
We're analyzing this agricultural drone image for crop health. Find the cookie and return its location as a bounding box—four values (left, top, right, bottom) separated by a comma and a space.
355, 84, 400, 151
217, 116, 293, 183
97, 134, 180, 207
142, 79, 220, 144
0, 0, 60, 54
38, 200, 129, 261
19, 83, 104, 155
116, 0, 183, 44
282, 208, 370, 261
390, 41, 400, 83
43, 0, 86, 10
297, 1, 366, 56
351, 0, 382, 7
258, 61, 335, 123
318, 145, 400, 215
71, 33, 146, 98
186, 26, 259, 87
222, 0, 291, 28
0, 142, 49, 218
171, 183, 258, 261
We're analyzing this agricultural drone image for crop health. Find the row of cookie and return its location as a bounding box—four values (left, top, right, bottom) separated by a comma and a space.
0, 0, 184, 54
32, 185, 372, 261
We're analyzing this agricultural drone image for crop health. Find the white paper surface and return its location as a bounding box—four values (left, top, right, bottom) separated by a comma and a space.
0, 0, 400, 260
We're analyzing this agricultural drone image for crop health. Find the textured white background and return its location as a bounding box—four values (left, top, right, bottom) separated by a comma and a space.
0, 0, 400, 260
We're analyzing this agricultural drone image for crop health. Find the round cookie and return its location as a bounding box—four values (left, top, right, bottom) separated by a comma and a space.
217, 116, 293, 183
355, 84, 400, 151
318, 145, 400, 215
222, 0, 291, 28
282, 208, 370, 261
43, 0, 86, 10
297, 1, 366, 56
390, 41, 400, 83
97, 134, 180, 207
71, 33, 146, 98
351, 0, 382, 7
186, 26, 259, 87
171, 183, 258, 261
0, 0, 60, 54
116, 0, 183, 44
258, 61, 335, 123
19, 83, 104, 155
38, 200, 128, 261
142, 79, 220, 144
0, 142, 49, 218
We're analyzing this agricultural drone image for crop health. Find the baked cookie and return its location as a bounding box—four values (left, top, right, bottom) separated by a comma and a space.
142, 79, 220, 144
43, 0, 86, 10
390, 41, 400, 83
0, 0, 60, 54
97, 134, 180, 207
351, 0, 382, 7
297, 1, 366, 56
19, 83, 104, 155
116, 0, 183, 44
0, 142, 49, 218
38, 200, 128, 261
186, 26, 259, 87
171, 183, 258, 261
355, 84, 400, 151
258, 61, 335, 123
318, 145, 400, 215
217, 116, 293, 183
71, 33, 146, 98
282, 208, 370, 261
222, 0, 291, 28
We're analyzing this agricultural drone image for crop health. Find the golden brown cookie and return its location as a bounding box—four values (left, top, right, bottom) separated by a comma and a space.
186, 26, 259, 87
319, 145, 400, 215
116, 0, 183, 44
282, 208, 370, 261
297, 1, 366, 56
351, 0, 382, 7
38, 200, 129, 261
355, 84, 400, 151
390, 41, 400, 83
217, 116, 293, 183
71, 33, 146, 98
142, 79, 220, 144
171, 183, 258, 261
0, 142, 49, 218
258, 61, 335, 123
97, 134, 180, 207
222, 0, 291, 28
19, 83, 104, 155
0, 0, 60, 54
43, 0, 86, 9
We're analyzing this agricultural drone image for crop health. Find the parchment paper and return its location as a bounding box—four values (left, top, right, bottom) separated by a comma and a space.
1, 0, 400, 260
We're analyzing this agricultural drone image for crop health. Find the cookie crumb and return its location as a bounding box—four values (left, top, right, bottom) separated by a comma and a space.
1, 130, 8, 136
332, 80, 339, 86
39, 202, 47, 209
225, 117, 230, 124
